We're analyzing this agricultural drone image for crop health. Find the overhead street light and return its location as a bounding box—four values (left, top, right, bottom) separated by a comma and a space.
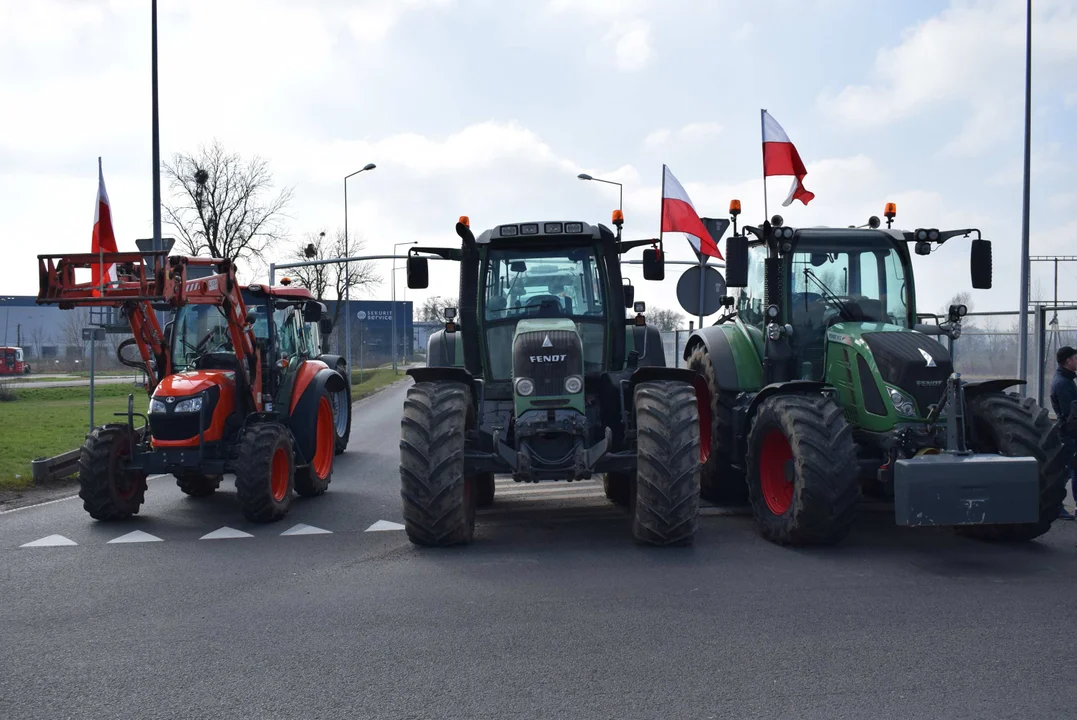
577, 173, 623, 214
343, 163, 377, 382
392, 240, 418, 374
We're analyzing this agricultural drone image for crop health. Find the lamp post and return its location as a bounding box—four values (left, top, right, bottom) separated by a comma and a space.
392, 240, 418, 374
151, 0, 162, 253
343, 163, 376, 383
577, 173, 622, 214
1017, 0, 1033, 393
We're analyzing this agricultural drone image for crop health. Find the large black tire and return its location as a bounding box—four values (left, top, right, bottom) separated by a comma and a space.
955, 392, 1068, 542
475, 473, 495, 508
174, 472, 221, 497
632, 381, 701, 545
234, 423, 294, 523
746, 394, 860, 546
331, 361, 352, 455
687, 345, 748, 506
78, 424, 148, 521
399, 382, 476, 546
295, 387, 336, 497
603, 472, 633, 507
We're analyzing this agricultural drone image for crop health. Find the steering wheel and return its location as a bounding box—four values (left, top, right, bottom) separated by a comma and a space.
524, 295, 563, 315
195, 325, 231, 354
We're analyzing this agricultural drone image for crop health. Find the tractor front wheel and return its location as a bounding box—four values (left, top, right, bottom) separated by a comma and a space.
175, 472, 221, 497
632, 381, 701, 545
78, 424, 148, 521
956, 392, 1068, 542
295, 391, 336, 497
235, 423, 294, 522
687, 345, 748, 506
746, 394, 859, 545
399, 382, 476, 546
603, 473, 633, 507
332, 360, 352, 455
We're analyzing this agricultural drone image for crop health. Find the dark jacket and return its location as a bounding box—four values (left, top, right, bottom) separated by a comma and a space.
1050, 367, 1077, 442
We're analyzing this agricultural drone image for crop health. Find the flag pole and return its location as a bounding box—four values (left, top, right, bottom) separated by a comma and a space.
760, 109, 769, 222
659, 164, 666, 254
98, 156, 104, 297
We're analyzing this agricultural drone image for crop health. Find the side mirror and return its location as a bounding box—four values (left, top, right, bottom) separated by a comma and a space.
407, 256, 429, 289
971, 239, 992, 289
302, 301, 322, 322
725, 236, 749, 287
642, 248, 664, 281
623, 284, 635, 308
510, 260, 527, 273
319, 317, 333, 336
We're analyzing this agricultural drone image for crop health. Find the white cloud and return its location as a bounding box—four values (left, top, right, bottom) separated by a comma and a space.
820, 0, 1077, 156
547, 0, 655, 70
642, 122, 722, 149
606, 19, 653, 71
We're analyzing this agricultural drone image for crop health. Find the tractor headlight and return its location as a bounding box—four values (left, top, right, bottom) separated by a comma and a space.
887, 387, 917, 418
173, 397, 204, 413
515, 378, 535, 396
149, 399, 167, 414
564, 375, 583, 394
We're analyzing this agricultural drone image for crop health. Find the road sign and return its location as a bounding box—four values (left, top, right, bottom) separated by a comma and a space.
81, 327, 105, 342
356, 310, 367, 321
676, 266, 726, 317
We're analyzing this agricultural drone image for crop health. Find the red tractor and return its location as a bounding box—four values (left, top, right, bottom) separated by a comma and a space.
0, 346, 30, 375
36, 250, 346, 523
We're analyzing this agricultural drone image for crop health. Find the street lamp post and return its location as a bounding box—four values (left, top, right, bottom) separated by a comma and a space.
577, 173, 623, 215
1017, 0, 1033, 393
392, 241, 418, 374
343, 163, 376, 383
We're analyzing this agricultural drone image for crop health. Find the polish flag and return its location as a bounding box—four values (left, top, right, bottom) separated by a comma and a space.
661, 165, 722, 258
762, 110, 815, 207
91, 158, 118, 292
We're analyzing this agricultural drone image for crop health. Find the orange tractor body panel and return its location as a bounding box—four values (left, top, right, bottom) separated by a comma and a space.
150, 371, 237, 448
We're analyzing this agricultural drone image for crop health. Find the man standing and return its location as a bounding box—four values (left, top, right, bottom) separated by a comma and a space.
1050, 346, 1077, 520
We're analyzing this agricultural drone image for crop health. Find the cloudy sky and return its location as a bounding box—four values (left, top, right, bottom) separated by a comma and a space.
3, 0, 1076, 320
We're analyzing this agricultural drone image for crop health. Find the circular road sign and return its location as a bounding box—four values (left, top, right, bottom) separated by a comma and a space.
676, 265, 726, 317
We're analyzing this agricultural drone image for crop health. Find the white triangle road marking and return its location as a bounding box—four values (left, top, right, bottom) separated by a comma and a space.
280, 523, 332, 536
200, 526, 254, 540
365, 520, 405, 532
20, 534, 78, 548
108, 530, 164, 544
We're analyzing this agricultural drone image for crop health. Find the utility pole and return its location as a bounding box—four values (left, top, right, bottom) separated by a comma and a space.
151, 0, 162, 253
1017, 0, 1033, 392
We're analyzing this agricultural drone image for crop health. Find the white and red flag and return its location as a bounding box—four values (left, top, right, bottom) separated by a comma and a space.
91, 157, 118, 292
762, 110, 815, 207
661, 164, 722, 259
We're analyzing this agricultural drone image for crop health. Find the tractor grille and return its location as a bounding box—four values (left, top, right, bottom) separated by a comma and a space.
148, 386, 221, 442
861, 332, 952, 415
512, 330, 582, 397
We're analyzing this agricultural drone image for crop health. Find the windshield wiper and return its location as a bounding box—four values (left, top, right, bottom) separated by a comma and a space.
803, 268, 853, 321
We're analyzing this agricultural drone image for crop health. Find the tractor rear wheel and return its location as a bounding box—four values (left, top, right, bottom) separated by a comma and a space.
332, 360, 352, 455
399, 381, 476, 546
956, 392, 1068, 542
746, 394, 859, 546
687, 345, 748, 506
78, 424, 148, 521
475, 473, 495, 507
235, 423, 294, 522
632, 381, 701, 545
175, 472, 221, 497
295, 390, 336, 497
603, 473, 633, 507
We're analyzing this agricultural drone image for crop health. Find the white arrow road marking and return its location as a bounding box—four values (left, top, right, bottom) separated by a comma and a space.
365, 520, 405, 532
107, 530, 164, 544
20, 534, 78, 548
200, 527, 254, 540
280, 523, 332, 536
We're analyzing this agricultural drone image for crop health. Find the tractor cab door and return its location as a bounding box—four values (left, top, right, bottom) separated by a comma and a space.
0, 348, 14, 375
271, 305, 308, 403
733, 243, 768, 357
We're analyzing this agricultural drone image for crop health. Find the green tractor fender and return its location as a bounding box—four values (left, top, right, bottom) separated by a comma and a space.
628, 366, 712, 464
406, 366, 483, 412
682, 322, 763, 392
744, 381, 834, 421
963, 379, 1026, 400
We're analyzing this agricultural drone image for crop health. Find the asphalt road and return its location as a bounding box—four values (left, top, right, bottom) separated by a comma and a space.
2, 379, 1076, 720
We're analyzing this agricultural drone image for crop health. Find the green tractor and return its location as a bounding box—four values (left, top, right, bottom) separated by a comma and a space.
400, 215, 710, 546
684, 201, 1068, 545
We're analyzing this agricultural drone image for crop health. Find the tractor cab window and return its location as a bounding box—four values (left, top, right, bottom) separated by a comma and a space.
172, 305, 233, 370
483, 246, 607, 379
736, 243, 769, 328
787, 235, 911, 378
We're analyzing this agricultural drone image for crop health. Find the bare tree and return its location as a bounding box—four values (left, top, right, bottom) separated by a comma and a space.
289, 230, 334, 302
163, 139, 293, 269
418, 296, 458, 322
329, 229, 381, 329
649, 307, 685, 332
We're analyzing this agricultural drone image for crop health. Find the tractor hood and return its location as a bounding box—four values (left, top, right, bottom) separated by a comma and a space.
512, 318, 584, 413
827, 322, 952, 416
154, 370, 235, 398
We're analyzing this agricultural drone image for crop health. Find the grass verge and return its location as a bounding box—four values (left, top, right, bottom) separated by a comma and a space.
350, 368, 407, 401
0, 384, 143, 490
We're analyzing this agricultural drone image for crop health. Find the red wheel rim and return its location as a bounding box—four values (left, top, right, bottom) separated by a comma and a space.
270, 447, 289, 502
312, 397, 334, 479
759, 429, 794, 515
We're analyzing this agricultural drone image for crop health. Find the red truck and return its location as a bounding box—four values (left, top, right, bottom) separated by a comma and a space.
0, 347, 29, 376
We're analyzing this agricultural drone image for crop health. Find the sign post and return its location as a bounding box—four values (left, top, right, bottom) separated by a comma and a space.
356, 310, 367, 384
82, 326, 105, 432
